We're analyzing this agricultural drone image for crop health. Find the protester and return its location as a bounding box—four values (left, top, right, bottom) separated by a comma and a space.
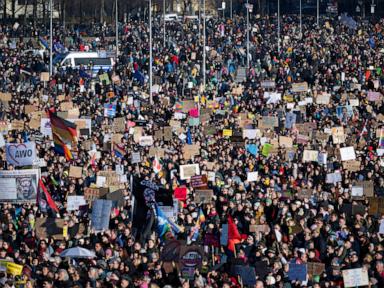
0, 11, 382, 288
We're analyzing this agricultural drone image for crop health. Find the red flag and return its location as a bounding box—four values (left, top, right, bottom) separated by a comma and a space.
38, 179, 59, 213
227, 215, 241, 252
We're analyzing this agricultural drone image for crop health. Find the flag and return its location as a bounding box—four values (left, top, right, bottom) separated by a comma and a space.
38, 179, 59, 213
198, 208, 206, 225
187, 128, 192, 145
155, 205, 182, 241
113, 142, 126, 158
379, 128, 384, 148
175, 101, 183, 113
152, 156, 162, 174
48, 110, 77, 160
227, 215, 241, 252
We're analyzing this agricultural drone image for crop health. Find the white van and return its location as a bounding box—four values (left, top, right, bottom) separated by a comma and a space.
60, 52, 114, 76
164, 13, 180, 22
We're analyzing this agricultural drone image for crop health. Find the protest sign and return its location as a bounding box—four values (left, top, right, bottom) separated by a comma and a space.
194, 189, 214, 204
285, 112, 297, 129
67, 196, 86, 211
220, 224, 228, 245
35, 218, 85, 240
222, 129, 233, 137
0, 92, 12, 102
5, 142, 36, 167
340, 146, 356, 161
190, 175, 208, 188
106, 189, 125, 208
112, 117, 126, 132
0, 261, 23, 276
40, 72, 49, 82
243, 129, 260, 139
174, 187, 187, 201
258, 116, 278, 129
342, 268, 369, 287
131, 152, 141, 164
316, 93, 331, 104
355, 181, 374, 197
261, 80, 276, 89
326, 172, 342, 184
291, 82, 308, 93
91, 199, 113, 231
0, 169, 39, 202
179, 246, 203, 279
307, 262, 325, 279
182, 144, 200, 160
103, 103, 117, 118
0, 134, 4, 148
351, 187, 364, 197
288, 263, 307, 281
303, 150, 319, 162
279, 136, 293, 148
261, 143, 273, 157
367, 91, 382, 101
180, 164, 200, 180
11, 120, 24, 130
247, 172, 258, 182
232, 266, 257, 286
139, 136, 154, 146
343, 160, 360, 172
69, 166, 83, 178
84, 187, 108, 202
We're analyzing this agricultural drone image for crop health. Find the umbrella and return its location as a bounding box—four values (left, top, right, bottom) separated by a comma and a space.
60, 247, 96, 258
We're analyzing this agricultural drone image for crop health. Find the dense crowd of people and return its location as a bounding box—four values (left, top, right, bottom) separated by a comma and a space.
0, 10, 383, 288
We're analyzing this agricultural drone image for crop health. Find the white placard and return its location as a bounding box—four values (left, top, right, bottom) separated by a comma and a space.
67, 196, 86, 211
0, 169, 39, 202
342, 268, 369, 288
96, 176, 106, 187
139, 136, 154, 147
351, 186, 363, 197
180, 164, 200, 180
247, 172, 258, 182
0, 133, 5, 147
340, 146, 356, 161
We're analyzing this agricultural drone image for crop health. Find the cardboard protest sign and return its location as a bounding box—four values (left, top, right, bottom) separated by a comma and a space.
113, 117, 125, 132
243, 129, 260, 140
106, 189, 125, 208
340, 147, 356, 161
11, 120, 24, 130
342, 268, 369, 287
343, 160, 360, 172
261, 143, 273, 157
5, 142, 36, 167
368, 197, 384, 216
302, 150, 318, 162
179, 246, 203, 279
291, 82, 308, 93
307, 262, 325, 279
180, 164, 200, 180
326, 172, 342, 184
91, 199, 113, 231
279, 136, 293, 148
355, 181, 374, 197
69, 166, 83, 178
35, 218, 85, 240
182, 144, 200, 160
194, 189, 214, 203
0, 92, 12, 101
351, 186, 364, 197
84, 187, 109, 201
288, 263, 307, 281
40, 72, 49, 82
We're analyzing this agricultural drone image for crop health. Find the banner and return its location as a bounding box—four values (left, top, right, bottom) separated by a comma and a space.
180, 164, 200, 180
6, 142, 36, 167
291, 82, 308, 93
0, 169, 39, 202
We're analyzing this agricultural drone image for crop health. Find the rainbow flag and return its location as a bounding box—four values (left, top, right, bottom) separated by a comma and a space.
198, 208, 206, 225
380, 128, 384, 148
113, 142, 126, 158
48, 111, 77, 160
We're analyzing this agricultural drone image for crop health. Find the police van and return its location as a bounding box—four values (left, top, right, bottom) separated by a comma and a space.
60, 51, 115, 77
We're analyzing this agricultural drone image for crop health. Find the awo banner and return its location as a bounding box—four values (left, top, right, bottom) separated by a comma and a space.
6, 142, 36, 167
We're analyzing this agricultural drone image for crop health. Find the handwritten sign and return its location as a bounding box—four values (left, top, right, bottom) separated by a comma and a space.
342, 268, 369, 288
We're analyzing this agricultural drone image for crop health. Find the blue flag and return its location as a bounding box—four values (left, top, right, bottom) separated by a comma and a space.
187, 128, 192, 145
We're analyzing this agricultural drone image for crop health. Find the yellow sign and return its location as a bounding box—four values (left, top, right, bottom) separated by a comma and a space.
0, 261, 23, 276
222, 129, 233, 137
